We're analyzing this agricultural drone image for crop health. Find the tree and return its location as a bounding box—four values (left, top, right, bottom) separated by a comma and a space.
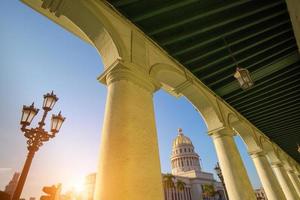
202, 184, 216, 200
176, 180, 186, 200
163, 173, 175, 199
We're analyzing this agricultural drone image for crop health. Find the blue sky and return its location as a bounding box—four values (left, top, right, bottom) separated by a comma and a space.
0, 1, 261, 199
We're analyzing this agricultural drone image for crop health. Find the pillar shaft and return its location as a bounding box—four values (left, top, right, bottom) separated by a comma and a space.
210, 128, 256, 200
272, 163, 299, 200
94, 67, 164, 200
287, 170, 300, 198
250, 152, 286, 200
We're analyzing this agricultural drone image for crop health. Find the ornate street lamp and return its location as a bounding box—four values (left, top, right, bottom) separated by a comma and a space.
12, 91, 65, 200
214, 162, 229, 200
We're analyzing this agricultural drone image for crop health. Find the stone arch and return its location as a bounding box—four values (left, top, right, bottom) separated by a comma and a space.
228, 114, 261, 153
149, 63, 223, 131
31, 0, 128, 69
226, 111, 262, 153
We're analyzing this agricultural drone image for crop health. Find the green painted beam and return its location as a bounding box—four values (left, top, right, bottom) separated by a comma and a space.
173, 14, 288, 56
264, 132, 300, 141
250, 108, 300, 124
132, 0, 199, 22
232, 74, 300, 109
246, 103, 300, 121
255, 113, 300, 127
149, 0, 252, 35
162, 5, 285, 46
271, 131, 300, 139
232, 78, 300, 110
220, 55, 298, 100
244, 95, 300, 116
235, 87, 300, 115
194, 37, 294, 75
264, 127, 300, 136
187, 28, 291, 68
250, 109, 300, 125
192, 22, 289, 67
216, 50, 299, 96
259, 120, 300, 131
112, 0, 139, 7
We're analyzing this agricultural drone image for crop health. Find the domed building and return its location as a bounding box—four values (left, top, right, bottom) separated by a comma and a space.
163, 129, 227, 200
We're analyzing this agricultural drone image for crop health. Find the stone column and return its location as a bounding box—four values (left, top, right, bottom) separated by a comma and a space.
94, 66, 164, 200
209, 128, 256, 200
271, 162, 299, 200
287, 170, 300, 198
250, 151, 286, 200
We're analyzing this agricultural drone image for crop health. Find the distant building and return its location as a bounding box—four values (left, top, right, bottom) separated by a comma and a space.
4, 172, 20, 197
84, 173, 97, 200
80, 129, 226, 200
255, 187, 268, 200
163, 129, 226, 200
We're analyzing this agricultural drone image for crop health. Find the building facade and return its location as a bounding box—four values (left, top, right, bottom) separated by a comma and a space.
84, 173, 97, 200
163, 129, 226, 200
254, 188, 268, 200
4, 172, 20, 197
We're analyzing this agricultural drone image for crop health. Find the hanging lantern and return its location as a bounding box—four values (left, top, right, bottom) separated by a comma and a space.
234, 67, 254, 90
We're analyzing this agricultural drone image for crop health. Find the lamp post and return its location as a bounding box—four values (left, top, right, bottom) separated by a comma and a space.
12, 91, 65, 200
214, 162, 229, 200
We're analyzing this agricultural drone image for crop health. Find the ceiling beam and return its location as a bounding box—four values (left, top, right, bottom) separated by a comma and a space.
220, 57, 298, 100
194, 37, 294, 75
232, 80, 300, 111
112, 0, 140, 7
149, 0, 253, 35
248, 104, 300, 123
181, 21, 289, 64
244, 95, 300, 116
173, 14, 288, 56
185, 28, 291, 66
265, 127, 300, 137
162, 5, 285, 46
259, 121, 300, 132
251, 108, 300, 124
132, 0, 199, 22
216, 51, 299, 96
255, 113, 300, 127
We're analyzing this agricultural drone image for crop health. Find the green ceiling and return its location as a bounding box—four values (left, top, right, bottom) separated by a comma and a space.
108, 0, 300, 163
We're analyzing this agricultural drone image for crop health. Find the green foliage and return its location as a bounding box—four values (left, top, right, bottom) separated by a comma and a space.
202, 184, 216, 198
162, 173, 175, 188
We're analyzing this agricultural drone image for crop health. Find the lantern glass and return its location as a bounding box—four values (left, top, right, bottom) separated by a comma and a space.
234, 67, 254, 90
43, 91, 58, 110
20, 103, 39, 126
51, 112, 65, 133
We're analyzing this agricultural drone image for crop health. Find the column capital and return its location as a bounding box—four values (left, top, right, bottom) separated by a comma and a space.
249, 150, 266, 159
271, 161, 283, 168
98, 60, 160, 93
207, 127, 235, 139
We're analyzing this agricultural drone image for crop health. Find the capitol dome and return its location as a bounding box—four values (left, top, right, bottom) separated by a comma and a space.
171, 128, 202, 176
172, 128, 193, 148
